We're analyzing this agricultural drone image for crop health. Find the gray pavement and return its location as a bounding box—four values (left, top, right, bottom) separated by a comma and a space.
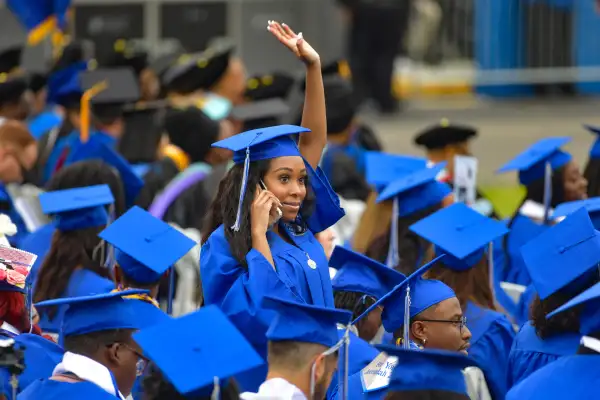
363, 97, 600, 185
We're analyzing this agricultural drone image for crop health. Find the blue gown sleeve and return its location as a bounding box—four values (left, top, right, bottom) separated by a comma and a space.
468, 317, 515, 399
200, 227, 304, 354
508, 346, 562, 390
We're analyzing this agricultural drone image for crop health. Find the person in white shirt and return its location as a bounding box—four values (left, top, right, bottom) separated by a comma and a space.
241, 295, 352, 400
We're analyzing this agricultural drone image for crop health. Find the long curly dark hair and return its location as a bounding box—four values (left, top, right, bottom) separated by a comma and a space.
531, 276, 598, 339
366, 203, 441, 275
201, 159, 315, 267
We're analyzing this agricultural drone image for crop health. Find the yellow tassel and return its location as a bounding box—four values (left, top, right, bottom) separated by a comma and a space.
111, 288, 160, 308
27, 16, 58, 46
80, 80, 109, 143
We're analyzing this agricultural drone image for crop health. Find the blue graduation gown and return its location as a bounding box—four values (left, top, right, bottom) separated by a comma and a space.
19, 223, 56, 288
506, 354, 600, 400
465, 302, 515, 400
0, 333, 64, 396
0, 184, 30, 247
507, 321, 580, 389
327, 329, 379, 400
27, 109, 63, 141
39, 269, 114, 334
18, 379, 118, 400
201, 223, 334, 391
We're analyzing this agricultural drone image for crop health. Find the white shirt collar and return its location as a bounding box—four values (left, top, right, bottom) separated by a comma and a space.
0, 322, 19, 335
240, 378, 307, 400
581, 336, 600, 353
52, 351, 125, 399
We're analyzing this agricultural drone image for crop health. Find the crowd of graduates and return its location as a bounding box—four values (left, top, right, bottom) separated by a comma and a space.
0, 3, 596, 400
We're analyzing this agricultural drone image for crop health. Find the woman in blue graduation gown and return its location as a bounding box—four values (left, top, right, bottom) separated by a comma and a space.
200, 22, 343, 392
507, 207, 600, 389
497, 137, 588, 286
412, 203, 516, 400
20, 160, 127, 288
507, 281, 600, 400
33, 185, 117, 337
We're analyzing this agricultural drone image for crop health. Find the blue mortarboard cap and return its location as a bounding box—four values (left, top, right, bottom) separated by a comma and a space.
410, 203, 509, 271
212, 124, 309, 164
377, 164, 450, 217
133, 305, 264, 396
34, 289, 166, 336
99, 206, 197, 284
497, 137, 572, 185
554, 197, 600, 230
583, 124, 600, 159
262, 295, 352, 348
39, 184, 114, 231
381, 278, 456, 333
365, 151, 428, 192
521, 207, 600, 300
547, 281, 600, 335
47, 61, 89, 106
378, 346, 479, 394
68, 136, 144, 207
330, 246, 406, 300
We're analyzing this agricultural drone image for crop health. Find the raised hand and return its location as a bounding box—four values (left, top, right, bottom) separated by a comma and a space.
267, 20, 320, 66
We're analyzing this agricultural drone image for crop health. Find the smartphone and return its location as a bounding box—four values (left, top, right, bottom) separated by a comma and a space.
260, 180, 283, 220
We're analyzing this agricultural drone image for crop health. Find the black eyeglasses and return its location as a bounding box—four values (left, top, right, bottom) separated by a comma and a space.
108, 342, 149, 377
415, 316, 468, 333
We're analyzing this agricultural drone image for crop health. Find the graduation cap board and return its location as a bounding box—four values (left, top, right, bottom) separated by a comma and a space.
99, 206, 197, 284
365, 151, 427, 191
133, 305, 264, 396
413, 120, 477, 150
520, 207, 600, 300
79, 67, 140, 105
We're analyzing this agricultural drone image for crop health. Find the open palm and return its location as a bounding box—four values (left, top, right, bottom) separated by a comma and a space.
267, 20, 320, 65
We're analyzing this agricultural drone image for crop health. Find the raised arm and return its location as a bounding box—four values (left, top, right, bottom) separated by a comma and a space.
268, 21, 326, 169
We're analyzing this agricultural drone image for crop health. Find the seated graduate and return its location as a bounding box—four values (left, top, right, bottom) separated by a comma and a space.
334, 258, 470, 400
101, 39, 160, 102
35, 41, 94, 185
507, 207, 600, 389
506, 280, 600, 400
23, 43, 64, 141
0, 244, 64, 397
20, 160, 127, 287
365, 163, 452, 275
134, 305, 263, 400
378, 347, 485, 400
98, 206, 196, 308
200, 21, 344, 391
319, 76, 370, 202
583, 124, 600, 198
240, 295, 352, 400
0, 120, 39, 246
411, 203, 515, 400
19, 289, 167, 399
331, 246, 406, 345
34, 185, 117, 337
118, 103, 182, 210
0, 40, 31, 122
497, 137, 587, 287
413, 120, 496, 218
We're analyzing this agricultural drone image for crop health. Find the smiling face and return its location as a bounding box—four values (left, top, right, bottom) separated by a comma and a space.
262, 156, 308, 222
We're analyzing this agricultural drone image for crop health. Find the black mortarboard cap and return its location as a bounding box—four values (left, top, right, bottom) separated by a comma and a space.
80, 67, 140, 120
231, 98, 290, 131
21, 41, 53, 93
118, 102, 166, 164
414, 120, 478, 150
163, 41, 234, 94
0, 34, 27, 105
324, 76, 358, 134
52, 40, 95, 72
244, 73, 295, 102
164, 106, 220, 163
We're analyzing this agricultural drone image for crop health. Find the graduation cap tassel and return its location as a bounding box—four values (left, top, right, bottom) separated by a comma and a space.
211, 377, 220, 400
341, 327, 350, 400
231, 147, 250, 232
386, 197, 400, 268
80, 80, 109, 143
167, 264, 175, 315
543, 161, 552, 224
402, 285, 411, 349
